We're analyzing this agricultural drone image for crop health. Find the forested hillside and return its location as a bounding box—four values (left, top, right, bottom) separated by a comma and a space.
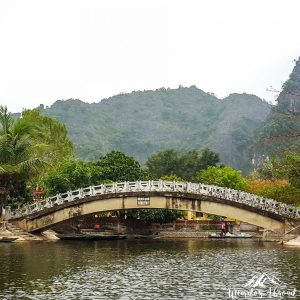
41, 86, 271, 172
255, 58, 300, 157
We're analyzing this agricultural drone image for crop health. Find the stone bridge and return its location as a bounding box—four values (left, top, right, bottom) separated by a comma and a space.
7, 181, 300, 233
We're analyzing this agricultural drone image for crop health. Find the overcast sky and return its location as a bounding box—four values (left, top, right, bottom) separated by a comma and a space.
1, 0, 300, 112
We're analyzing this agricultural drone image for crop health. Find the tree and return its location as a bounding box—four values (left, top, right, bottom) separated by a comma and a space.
146, 149, 179, 179
40, 159, 104, 195
257, 152, 300, 188
146, 148, 219, 181
0, 106, 45, 208
0, 106, 74, 208
178, 149, 219, 180
249, 152, 300, 206
280, 153, 300, 188
127, 209, 185, 224
21, 109, 74, 166
197, 166, 247, 190
160, 174, 184, 181
96, 151, 148, 182
41, 151, 149, 196
198, 148, 220, 170
245, 179, 300, 206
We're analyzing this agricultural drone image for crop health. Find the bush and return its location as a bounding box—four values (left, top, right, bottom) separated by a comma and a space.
197, 166, 247, 190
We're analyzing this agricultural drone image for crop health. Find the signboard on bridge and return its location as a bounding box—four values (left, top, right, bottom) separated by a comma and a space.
137, 196, 150, 206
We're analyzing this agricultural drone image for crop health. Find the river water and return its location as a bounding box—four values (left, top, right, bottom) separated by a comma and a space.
0, 239, 299, 300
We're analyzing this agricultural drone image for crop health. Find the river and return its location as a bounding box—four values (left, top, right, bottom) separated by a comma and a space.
0, 239, 299, 299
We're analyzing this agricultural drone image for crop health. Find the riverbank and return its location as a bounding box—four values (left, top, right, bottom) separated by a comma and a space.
1, 220, 299, 244
0, 221, 55, 241
285, 236, 300, 246
2, 226, 299, 244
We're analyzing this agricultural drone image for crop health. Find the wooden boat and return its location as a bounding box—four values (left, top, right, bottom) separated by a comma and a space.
56, 233, 127, 241
0, 237, 18, 243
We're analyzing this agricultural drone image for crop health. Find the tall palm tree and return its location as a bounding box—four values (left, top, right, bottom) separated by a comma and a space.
0, 106, 45, 211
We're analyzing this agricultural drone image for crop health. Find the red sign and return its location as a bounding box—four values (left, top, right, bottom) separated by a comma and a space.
32, 187, 44, 201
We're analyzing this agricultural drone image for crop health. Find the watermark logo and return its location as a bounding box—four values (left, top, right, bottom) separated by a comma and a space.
244, 273, 282, 288
228, 272, 297, 299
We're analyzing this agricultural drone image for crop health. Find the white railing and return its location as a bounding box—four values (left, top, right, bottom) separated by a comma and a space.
9, 180, 300, 220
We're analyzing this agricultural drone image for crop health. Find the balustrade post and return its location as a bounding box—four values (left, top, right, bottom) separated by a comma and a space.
148, 180, 152, 191
186, 182, 190, 192
158, 180, 163, 191
67, 191, 72, 201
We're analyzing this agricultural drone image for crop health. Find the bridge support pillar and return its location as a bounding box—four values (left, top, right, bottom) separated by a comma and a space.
12, 219, 29, 232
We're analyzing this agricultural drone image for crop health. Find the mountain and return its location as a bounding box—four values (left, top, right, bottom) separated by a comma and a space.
277, 58, 300, 114
255, 58, 300, 157
41, 86, 271, 172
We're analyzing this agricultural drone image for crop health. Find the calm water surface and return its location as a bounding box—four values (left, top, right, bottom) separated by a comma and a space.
0, 239, 299, 299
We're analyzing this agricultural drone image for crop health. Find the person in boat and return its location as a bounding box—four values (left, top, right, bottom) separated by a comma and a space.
220, 222, 226, 236
228, 221, 234, 234
225, 221, 229, 234
94, 223, 101, 232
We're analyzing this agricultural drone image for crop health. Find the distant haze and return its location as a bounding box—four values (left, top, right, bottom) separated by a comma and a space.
0, 0, 300, 112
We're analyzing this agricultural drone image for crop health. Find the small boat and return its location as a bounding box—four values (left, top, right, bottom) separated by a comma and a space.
56, 233, 127, 241
0, 237, 18, 243
209, 232, 252, 239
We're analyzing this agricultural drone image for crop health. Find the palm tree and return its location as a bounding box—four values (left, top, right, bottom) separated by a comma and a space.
0, 106, 45, 212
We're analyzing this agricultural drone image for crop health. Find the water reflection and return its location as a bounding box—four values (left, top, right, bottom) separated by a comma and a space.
0, 239, 299, 299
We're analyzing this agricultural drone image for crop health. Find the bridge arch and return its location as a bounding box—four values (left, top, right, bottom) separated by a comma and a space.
9, 181, 299, 233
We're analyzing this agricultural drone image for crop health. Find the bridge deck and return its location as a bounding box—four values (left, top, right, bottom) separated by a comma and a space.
7, 181, 300, 220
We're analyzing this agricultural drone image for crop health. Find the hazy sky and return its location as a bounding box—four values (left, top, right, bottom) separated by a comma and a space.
1, 0, 300, 112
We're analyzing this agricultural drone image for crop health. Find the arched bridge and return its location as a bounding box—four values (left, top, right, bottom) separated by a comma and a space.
7, 181, 300, 233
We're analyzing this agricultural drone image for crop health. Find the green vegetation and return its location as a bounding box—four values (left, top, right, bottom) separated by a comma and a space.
42, 87, 270, 172
256, 153, 300, 186
126, 209, 185, 224
146, 148, 219, 181
246, 152, 300, 205
0, 107, 74, 208
245, 179, 300, 206
40, 151, 187, 223
256, 113, 300, 158
95, 151, 148, 182
160, 174, 184, 182
281, 59, 300, 95
2, 57, 300, 221
40, 151, 148, 196
279, 153, 300, 188
255, 58, 300, 157
21, 109, 73, 165
197, 166, 247, 190
40, 160, 103, 196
